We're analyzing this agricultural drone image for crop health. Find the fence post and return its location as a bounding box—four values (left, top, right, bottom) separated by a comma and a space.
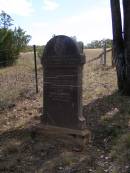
111, 44, 115, 67
33, 45, 38, 93
103, 42, 106, 66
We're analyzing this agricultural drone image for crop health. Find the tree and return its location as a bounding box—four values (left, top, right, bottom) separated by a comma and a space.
86, 39, 112, 49
110, 0, 126, 92
110, 0, 130, 95
122, 0, 130, 94
13, 27, 31, 54
0, 11, 31, 67
0, 29, 16, 66
0, 11, 13, 29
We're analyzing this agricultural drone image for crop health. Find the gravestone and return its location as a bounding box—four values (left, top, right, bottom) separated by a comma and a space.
41, 35, 86, 130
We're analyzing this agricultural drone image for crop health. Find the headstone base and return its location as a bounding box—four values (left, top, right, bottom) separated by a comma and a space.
31, 123, 91, 148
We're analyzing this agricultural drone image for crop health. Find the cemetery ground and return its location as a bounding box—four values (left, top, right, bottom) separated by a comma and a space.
0, 50, 130, 173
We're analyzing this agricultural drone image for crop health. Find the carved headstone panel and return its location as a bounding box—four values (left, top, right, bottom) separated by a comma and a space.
42, 35, 86, 130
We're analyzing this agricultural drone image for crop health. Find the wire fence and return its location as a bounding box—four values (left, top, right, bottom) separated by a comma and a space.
0, 46, 116, 110
0, 47, 43, 110
83, 47, 117, 104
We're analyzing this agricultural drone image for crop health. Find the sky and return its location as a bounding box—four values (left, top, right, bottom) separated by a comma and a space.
0, 0, 113, 45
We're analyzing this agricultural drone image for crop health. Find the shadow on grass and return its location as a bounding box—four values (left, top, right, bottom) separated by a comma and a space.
93, 64, 114, 72
1, 91, 130, 172
83, 91, 130, 148
0, 125, 66, 173
0, 124, 96, 173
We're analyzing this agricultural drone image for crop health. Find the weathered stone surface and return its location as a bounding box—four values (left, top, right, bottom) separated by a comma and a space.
42, 35, 86, 130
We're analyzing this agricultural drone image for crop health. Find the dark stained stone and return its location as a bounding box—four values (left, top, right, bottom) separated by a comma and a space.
41, 35, 86, 130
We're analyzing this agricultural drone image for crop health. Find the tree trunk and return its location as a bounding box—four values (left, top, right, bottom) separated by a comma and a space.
123, 0, 130, 95
110, 0, 126, 93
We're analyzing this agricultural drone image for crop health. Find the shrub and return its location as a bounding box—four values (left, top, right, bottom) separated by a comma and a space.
0, 29, 17, 67
0, 11, 31, 68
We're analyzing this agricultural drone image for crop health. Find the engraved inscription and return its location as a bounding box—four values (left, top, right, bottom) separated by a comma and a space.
42, 35, 86, 129
48, 87, 72, 102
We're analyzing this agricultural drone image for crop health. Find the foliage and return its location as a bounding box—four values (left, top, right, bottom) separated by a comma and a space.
86, 39, 112, 49
0, 11, 13, 29
13, 27, 31, 53
0, 11, 31, 67
0, 29, 17, 67
21, 45, 33, 52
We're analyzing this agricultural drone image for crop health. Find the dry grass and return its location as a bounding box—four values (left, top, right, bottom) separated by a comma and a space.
0, 52, 42, 109
0, 49, 130, 173
83, 48, 117, 104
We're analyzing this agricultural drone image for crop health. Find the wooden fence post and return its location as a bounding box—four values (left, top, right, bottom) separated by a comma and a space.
33, 45, 38, 93
103, 42, 106, 66
111, 44, 115, 67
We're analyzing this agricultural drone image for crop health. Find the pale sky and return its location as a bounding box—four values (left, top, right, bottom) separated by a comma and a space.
0, 0, 113, 45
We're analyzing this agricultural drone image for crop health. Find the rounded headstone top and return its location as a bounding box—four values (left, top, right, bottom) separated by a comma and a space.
43, 35, 80, 57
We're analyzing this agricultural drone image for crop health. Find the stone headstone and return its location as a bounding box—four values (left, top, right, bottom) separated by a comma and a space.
41, 35, 86, 130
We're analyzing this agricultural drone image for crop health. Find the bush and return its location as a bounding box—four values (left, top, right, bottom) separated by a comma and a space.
0, 29, 18, 67
0, 11, 31, 68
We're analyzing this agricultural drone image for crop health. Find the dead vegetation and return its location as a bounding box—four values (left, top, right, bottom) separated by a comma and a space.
0, 49, 130, 173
